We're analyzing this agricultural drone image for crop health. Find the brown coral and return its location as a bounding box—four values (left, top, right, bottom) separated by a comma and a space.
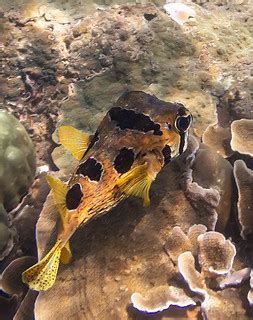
202, 123, 233, 158
178, 251, 207, 297
234, 160, 253, 239
248, 270, 253, 305
1, 256, 36, 296
131, 285, 196, 313
197, 232, 236, 275
175, 136, 233, 233
231, 119, 253, 157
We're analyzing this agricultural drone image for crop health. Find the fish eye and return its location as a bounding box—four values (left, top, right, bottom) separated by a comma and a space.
175, 115, 192, 132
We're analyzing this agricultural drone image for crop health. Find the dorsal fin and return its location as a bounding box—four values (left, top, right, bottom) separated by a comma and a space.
46, 176, 73, 265
116, 163, 155, 207
46, 175, 68, 222
58, 126, 90, 160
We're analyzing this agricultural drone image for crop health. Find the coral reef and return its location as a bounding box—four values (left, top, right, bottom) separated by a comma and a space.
131, 285, 196, 312
0, 0, 253, 319
0, 111, 36, 267
18, 135, 237, 320
202, 123, 233, 158
133, 225, 244, 319
231, 119, 253, 157
234, 160, 253, 239
0, 172, 49, 319
0, 111, 36, 211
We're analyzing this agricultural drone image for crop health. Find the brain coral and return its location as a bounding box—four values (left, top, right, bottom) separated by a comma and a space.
0, 110, 36, 261
0, 111, 36, 211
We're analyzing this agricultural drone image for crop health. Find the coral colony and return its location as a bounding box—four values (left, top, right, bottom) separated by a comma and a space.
0, 1, 253, 319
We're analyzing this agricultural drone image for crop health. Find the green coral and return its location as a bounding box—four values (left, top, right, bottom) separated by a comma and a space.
0, 111, 36, 257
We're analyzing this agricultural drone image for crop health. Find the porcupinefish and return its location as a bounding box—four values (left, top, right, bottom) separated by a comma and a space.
22, 91, 192, 291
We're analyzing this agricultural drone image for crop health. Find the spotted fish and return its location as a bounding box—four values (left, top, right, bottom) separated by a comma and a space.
22, 91, 192, 291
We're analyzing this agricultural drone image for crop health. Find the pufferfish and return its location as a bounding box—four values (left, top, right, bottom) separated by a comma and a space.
22, 91, 192, 291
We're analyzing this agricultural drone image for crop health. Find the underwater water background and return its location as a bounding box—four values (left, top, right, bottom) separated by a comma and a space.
0, 0, 253, 319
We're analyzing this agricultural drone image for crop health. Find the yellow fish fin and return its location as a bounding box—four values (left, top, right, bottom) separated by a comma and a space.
58, 125, 90, 160
60, 241, 72, 264
22, 240, 62, 291
46, 175, 68, 222
116, 164, 155, 207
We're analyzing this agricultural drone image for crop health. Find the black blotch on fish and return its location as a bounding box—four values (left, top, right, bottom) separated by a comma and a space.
77, 157, 103, 182
109, 107, 163, 136
162, 145, 171, 165
113, 147, 135, 174
179, 132, 186, 155
83, 130, 99, 158
66, 183, 83, 210
144, 13, 157, 21
177, 105, 188, 116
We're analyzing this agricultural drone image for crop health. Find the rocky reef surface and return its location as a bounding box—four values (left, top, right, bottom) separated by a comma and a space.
0, 0, 252, 319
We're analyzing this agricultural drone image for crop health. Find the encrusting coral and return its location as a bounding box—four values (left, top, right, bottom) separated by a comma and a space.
131, 285, 196, 313
197, 232, 236, 275
233, 160, 253, 239
132, 225, 244, 319
202, 123, 233, 158
231, 119, 253, 157
178, 140, 233, 232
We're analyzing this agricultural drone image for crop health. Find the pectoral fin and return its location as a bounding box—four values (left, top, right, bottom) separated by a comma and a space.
58, 125, 90, 160
46, 175, 68, 223
60, 241, 72, 264
116, 164, 155, 207
22, 240, 62, 291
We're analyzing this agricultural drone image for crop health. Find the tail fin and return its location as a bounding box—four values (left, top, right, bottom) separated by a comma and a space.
22, 240, 62, 291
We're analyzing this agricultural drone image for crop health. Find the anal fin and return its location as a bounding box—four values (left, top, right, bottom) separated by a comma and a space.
60, 241, 72, 264
22, 240, 62, 291
58, 125, 90, 160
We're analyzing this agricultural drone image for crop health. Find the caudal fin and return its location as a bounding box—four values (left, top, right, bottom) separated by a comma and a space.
22, 240, 62, 291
